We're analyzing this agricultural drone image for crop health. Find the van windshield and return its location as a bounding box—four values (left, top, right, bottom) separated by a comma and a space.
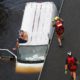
17, 45, 48, 63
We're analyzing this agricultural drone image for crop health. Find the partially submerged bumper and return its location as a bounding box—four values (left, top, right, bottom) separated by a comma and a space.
16, 62, 44, 74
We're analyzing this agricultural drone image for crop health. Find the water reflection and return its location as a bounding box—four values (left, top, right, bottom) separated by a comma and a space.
0, 4, 8, 35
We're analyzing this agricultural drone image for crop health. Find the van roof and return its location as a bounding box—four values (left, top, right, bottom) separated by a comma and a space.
20, 2, 57, 45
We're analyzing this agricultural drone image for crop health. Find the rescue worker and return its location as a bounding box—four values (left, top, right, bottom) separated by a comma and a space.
65, 51, 79, 80
52, 16, 64, 47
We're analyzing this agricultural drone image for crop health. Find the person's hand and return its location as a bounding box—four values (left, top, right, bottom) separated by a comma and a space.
76, 61, 80, 64
65, 70, 67, 74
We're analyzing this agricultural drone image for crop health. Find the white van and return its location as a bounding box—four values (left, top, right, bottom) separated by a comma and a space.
16, 2, 58, 73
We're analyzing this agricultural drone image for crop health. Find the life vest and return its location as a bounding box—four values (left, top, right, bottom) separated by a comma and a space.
67, 56, 77, 70
55, 20, 64, 35
67, 57, 75, 65
56, 20, 63, 28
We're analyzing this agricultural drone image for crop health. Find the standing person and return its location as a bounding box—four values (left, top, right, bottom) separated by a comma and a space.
52, 16, 64, 47
65, 51, 79, 80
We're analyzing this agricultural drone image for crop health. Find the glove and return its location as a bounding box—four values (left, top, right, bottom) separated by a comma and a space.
65, 70, 67, 74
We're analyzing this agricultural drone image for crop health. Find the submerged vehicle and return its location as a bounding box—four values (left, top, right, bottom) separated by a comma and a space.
15, 2, 58, 73
16, 1, 58, 73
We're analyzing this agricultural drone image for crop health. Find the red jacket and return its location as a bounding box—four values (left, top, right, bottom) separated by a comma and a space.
66, 56, 77, 71
55, 20, 64, 35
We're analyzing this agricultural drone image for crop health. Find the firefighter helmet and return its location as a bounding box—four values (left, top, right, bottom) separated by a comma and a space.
54, 16, 60, 21
67, 51, 72, 56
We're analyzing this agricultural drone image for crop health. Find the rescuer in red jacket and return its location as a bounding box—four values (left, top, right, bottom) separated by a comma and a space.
52, 16, 64, 47
65, 51, 79, 80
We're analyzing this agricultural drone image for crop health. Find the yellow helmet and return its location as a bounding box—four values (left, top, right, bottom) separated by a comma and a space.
54, 16, 60, 21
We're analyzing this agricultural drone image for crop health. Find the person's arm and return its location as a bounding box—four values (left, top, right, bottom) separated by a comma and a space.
16, 39, 19, 48
12, 39, 19, 50
52, 21, 56, 27
59, 18, 63, 21
74, 57, 79, 64
60, 18, 64, 24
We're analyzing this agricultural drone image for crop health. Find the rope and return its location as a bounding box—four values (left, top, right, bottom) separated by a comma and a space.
37, 4, 42, 31
31, 4, 37, 40
58, 0, 65, 16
